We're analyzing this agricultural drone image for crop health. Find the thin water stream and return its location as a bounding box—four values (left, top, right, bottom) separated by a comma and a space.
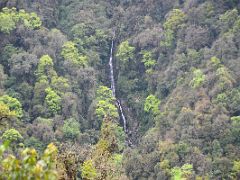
109, 40, 128, 133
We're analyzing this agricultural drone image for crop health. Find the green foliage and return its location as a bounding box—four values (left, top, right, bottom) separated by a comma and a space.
0, 95, 23, 118
171, 164, 193, 180
51, 76, 70, 93
215, 92, 228, 106
61, 41, 78, 62
0, 7, 41, 34
159, 140, 179, 165
0, 102, 16, 120
0, 143, 58, 179
100, 120, 126, 152
112, 154, 123, 167
214, 88, 240, 113
161, 9, 186, 48
186, 49, 201, 65
36, 55, 56, 82
233, 18, 240, 33
96, 100, 118, 119
96, 86, 115, 102
24, 137, 45, 152
159, 159, 171, 175
210, 56, 221, 68
61, 41, 88, 67
216, 66, 234, 90
81, 160, 98, 180
1, 1, 240, 179
82, 119, 125, 180
116, 41, 135, 63
231, 116, 240, 121
212, 140, 223, 158
209, 56, 235, 93
160, 29, 174, 48
36, 117, 53, 126
0, 7, 18, 33
45, 87, 61, 115
232, 160, 240, 178
163, 9, 186, 31
144, 95, 160, 116
95, 86, 118, 119
111, 153, 123, 177
219, 9, 239, 33
18, 10, 42, 29
190, 69, 206, 88
141, 50, 157, 74
62, 118, 81, 139
1, 129, 23, 143
0, 44, 20, 66
171, 167, 182, 180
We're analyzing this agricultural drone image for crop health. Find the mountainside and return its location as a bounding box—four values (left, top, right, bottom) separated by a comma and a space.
0, 0, 240, 179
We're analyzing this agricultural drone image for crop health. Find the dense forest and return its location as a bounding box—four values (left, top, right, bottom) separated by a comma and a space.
0, 0, 240, 179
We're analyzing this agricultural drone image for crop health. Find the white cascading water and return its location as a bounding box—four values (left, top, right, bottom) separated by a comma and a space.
117, 99, 127, 133
109, 40, 128, 133
109, 40, 116, 97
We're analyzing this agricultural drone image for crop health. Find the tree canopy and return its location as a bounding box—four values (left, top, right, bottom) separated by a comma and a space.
1, 1, 240, 179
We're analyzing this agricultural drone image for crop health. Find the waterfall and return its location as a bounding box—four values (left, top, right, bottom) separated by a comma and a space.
109, 40, 128, 133
109, 40, 116, 97
117, 99, 127, 133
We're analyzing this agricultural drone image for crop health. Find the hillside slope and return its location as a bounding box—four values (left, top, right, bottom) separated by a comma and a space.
0, 0, 240, 179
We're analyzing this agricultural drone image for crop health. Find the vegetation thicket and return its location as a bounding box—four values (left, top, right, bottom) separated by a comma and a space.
0, 1, 240, 179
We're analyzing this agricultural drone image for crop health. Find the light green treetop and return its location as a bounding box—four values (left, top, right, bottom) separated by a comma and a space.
216, 66, 234, 89
0, 7, 17, 33
219, 9, 238, 33
45, 87, 61, 115
62, 118, 81, 139
36, 55, 57, 82
61, 41, 88, 67
0, 102, 17, 120
141, 50, 157, 74
232, 160, 240, 178
1, 128, 23, 143
95, 86, 118, 119
210, 56, 221, 68
0, 7, 41, 34
171, 163, 193, 180
231, 116, 240, 121
81, 160, 98, 180
116, 41, 135, 63
161, 9, 186, 48
190, 69, 206, 89
96, 86, 115, 102
163, 9, 186, 31
19, 10, 42, 29
144, 94, 161, 116
0, 95, 23, 118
